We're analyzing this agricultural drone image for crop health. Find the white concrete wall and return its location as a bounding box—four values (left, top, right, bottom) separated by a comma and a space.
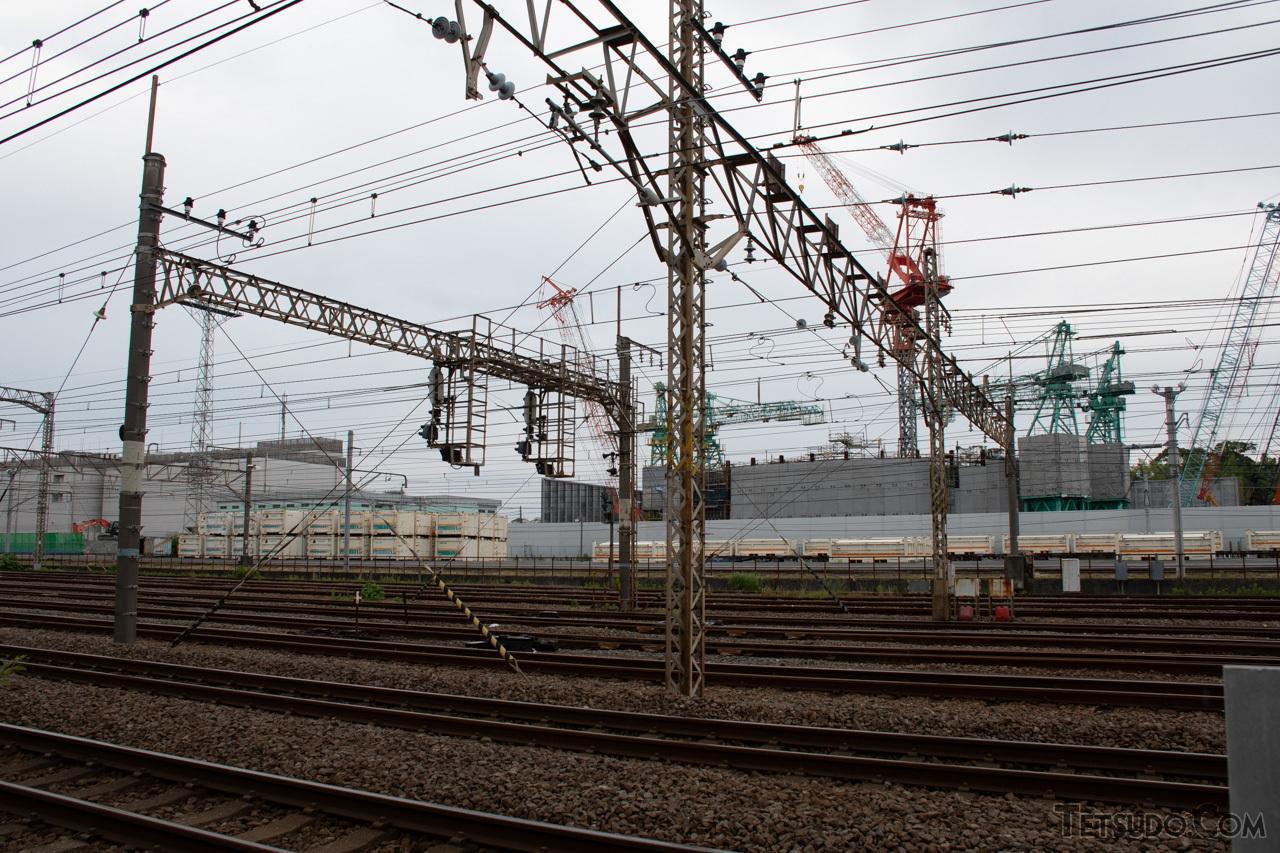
507, 506, 1280, 557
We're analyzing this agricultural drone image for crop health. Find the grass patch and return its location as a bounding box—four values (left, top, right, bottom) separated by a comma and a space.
360, 582, 385, 601
729, 572, 761, 592
0, 655, 26, 686
0, 554, 23, 571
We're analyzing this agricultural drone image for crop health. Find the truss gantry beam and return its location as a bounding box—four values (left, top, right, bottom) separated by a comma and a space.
0, 385, 54, 569
155, 251, 623, 413
468, 0, 1011, 450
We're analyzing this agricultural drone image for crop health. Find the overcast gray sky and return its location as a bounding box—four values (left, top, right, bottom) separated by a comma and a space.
2, 0, 1279, 516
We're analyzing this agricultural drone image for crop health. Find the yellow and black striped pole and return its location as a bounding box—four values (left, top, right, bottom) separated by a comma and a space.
374, 514, 523, 676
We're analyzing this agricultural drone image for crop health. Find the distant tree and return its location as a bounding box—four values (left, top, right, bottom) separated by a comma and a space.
1129, 441, 1280, 506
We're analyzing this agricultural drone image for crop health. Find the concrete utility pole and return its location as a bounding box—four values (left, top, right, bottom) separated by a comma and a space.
343, 430, 354, 575
115, 77, 164, 644
1004, 388, 1024, 587
239, 451, 253, 567
1153, 384, 1187, 578
616, 337, 638, 610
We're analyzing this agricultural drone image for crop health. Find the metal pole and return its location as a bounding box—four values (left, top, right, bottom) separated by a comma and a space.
923, 253, 952, 620
1156, 385, 1187, 579
577, 517, 583, 558
239, 452, 253, 567
3, 469, 14, 554
115, 77, 165, 643
617, 337, 635, 610
664, 0, 708, 698
1003, 389, 1023, 587
343, 430, 354, 575
33, 396, 53, 571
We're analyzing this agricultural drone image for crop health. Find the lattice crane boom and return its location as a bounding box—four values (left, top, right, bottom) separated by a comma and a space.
1183, 203, 1280, 506
644, 382, 826, 465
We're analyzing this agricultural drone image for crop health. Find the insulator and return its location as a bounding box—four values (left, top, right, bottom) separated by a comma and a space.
796, 318, 807, 330
498, 80, 515, 100
486, 71, 506, 91
714, 258, 728, 272
823, 312, 835, 328
731, 48, 747, 71
709, 21, 726, 45
751, 72, 767, 91
744, 239, 756, 263
445, 20, 461, 43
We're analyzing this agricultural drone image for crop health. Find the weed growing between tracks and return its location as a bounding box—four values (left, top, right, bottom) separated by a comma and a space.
0, 655, 25, 686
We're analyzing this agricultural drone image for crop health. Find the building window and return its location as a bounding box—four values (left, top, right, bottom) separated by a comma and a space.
52, 474, 65, 483
51, 493, 64, 503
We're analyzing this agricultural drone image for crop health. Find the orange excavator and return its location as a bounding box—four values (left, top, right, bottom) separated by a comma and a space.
72, 519, 118, 538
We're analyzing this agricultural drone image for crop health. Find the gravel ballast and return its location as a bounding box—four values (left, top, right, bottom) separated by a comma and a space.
0, 626, 1232, 852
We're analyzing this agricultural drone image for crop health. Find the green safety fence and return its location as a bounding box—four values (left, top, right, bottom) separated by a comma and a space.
0, 533, 85, 554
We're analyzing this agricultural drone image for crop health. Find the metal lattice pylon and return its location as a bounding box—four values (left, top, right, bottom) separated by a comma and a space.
664, 0, 708, 697
0, 386, 54, 569
183, 307, 225, 532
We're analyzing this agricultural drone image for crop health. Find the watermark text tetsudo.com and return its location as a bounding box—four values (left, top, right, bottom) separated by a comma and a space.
1054, 804, 1266, 842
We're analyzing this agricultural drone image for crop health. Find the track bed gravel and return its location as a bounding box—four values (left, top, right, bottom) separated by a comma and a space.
0, 626, 1233, 852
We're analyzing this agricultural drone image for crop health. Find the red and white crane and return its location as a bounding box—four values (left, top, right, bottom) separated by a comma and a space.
794, 136, 952, 457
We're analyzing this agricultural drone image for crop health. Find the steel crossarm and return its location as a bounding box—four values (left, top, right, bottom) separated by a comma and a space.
0, 385, 54, 569
154, 250, 623, 413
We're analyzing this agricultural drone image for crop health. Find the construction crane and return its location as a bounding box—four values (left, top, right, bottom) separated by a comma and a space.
1084, 342, 1136, 445
1024, 321, 1090, 437
537, 276, 619, 497
644, 382, 826, 466
794, 137, 951, 458
1183, 202, 1280, 506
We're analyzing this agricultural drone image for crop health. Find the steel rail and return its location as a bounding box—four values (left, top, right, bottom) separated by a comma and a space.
12, 661, 1227, 810
0, 725, 726, 853
0, 780, 288, 852
0, 596, 1265, 674
0, 611, 1225, 709
4, 645, 1228, 781
8, 578, 1280, 640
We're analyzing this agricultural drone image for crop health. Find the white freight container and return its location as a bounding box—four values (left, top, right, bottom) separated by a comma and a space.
306, 535, 337, 558
259, 509, 307, 535
1246, 531, 1280, 552
260, 534, 304, 559
477, 514, 508, 539
337, 511, 370, 537
202, 535, 230, 557
475, 539, 506, 559
198, 513, 230, 535
802, 539, 836, 559
412, 536, 435, 559
304, 510, 338, 535
1073, 532, 1120, 554
592, 541, 618, 563
369, 510, 416, 537
705, 540, 735, 560
1002, 534, 1072, 556
735, 538, 797, 558
434, 537, 479, 559
177, 534, 204, 558
434, 513, 481, 537
370, 537, 417, 559
336, 536, 369, 558
830, 538, 912, 563
1118, 531, 1222, 560
228, 515, 260, 535
414, 513, 436, 536
230, 536, 256, 558
947, 535, 996, 556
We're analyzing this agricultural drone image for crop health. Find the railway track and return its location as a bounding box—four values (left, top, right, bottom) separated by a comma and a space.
0, 611, 1227, 709
0, 724, 720, 852
4, 647, 1228, 810
0, 595, 1269, 675
7, 571, 1280, 622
